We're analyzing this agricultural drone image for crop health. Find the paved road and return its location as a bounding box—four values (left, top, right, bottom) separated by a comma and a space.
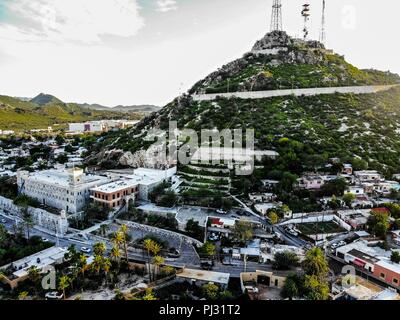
192, 84, 400, 101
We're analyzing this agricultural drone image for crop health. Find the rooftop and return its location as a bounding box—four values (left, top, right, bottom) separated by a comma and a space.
177, 268, 230, 285
91, 179, 138, 193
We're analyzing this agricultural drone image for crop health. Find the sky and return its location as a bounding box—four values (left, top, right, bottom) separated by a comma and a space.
0, 0, 399, 107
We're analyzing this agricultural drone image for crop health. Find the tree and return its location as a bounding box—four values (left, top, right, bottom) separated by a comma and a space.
303, 275, 329, 300
233, 221, 253, 244
103, 258, 112, 283
199, 242, 216, 257
119, 224, 129, 261
93, 242, 106, 257
58, 275, 71, 300
343, 193, 356, 207
391, 251, 400, 264
321, 178, 347, 197
142, 289, 157, 300
367, 211, 390, 239
273, 251, 300, 270
110, 245, 121, 264
22, 209, 34, 239
18, 291, 29, 300
0, 224, 7, 246
143, 239, 157, 280
303, 247, 329, 279
201, 283, 219, 300
152, 255, 165, 280
268, 211, 279, 226
281, 273, 300, 300
185, 219, 203, 239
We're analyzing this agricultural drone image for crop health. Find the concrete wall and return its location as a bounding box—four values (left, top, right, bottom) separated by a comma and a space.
192, 85, 399, 102
0, 196, 69, 235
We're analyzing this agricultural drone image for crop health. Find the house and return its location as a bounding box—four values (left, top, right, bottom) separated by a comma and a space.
297, 175, 325, 189
345, 186, 364, 196
248, 193, 277, 203
373, 260, 400, 289
240, 270, 287, 300
254, 202, 281, 215
354, 171, 383, 183
342, 164, 353, 175
391, 230, 400, 245
0, 247, 68, 289
260, 180, 279, 189
332, 276, 400, 300
176, 268, 230, 290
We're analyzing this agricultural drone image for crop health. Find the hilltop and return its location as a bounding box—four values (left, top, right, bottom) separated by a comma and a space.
88, 31, 400, 178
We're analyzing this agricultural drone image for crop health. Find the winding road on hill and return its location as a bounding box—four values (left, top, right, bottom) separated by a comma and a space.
192, 84, 400, 102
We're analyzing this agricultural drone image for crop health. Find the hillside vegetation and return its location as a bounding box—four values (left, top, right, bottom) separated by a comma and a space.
0, 94, 143, 131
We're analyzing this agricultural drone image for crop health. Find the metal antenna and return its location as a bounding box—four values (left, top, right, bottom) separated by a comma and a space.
301, 3, 311, 40
319, 0, 326, 44
270, 0, 283, 31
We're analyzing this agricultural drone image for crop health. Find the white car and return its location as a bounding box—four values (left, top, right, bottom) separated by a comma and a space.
338, 241, 346, 247
0, 218, 6, 223
45, 292, 63, 300
331, 243, 339, 249
216, 209, 226, 214
80, 247, 91, 254
41, 237, 49, 243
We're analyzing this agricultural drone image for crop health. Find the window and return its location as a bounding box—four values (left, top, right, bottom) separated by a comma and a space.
274, 279, 279, 287
113, 194, 115, 200
380, 273, 386, 279
393, 278, 399, 285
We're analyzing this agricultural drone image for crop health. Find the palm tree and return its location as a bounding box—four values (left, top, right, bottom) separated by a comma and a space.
22, 210, 34, 239
152, 256, 165, 281
18, 291, 29, 300
112, 231, 124, 258
151, 242, 162, 256
58, 275, 71, 300
27, 266, 41, 295
143, 239, 155, 280
78, 254, 88, 278
110, 245, 121, 265
120, 225, 129, 261
91, 255, 104, 276
93, 242, 106, 257
103, 258, 112, 284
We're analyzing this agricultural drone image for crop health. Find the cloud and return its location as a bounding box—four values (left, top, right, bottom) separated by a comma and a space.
156, 0, 178, 13
0, 0, 145, 44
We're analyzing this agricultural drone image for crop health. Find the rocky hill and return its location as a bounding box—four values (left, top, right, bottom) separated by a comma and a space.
88, 31, 400, 178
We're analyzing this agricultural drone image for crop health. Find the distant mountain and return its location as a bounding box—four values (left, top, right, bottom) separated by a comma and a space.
30, 93, 64, 106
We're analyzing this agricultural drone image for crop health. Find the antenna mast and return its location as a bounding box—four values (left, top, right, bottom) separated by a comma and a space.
319, 0, 326, 44
301, 3, 310, 40
270, 0, 283, 31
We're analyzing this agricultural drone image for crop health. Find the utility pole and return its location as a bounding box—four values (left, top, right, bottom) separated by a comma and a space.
319, 0, 327, 44
270, 0, 283, 32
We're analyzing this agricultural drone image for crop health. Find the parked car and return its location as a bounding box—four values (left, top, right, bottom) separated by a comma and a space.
167, 248, 181, 258
337, 241, 346, 247
0, 218, 6, 223
41, 237, 49, 243
45, 292, 63, 300
80, 247, 91, 254
216, 209, 226, 214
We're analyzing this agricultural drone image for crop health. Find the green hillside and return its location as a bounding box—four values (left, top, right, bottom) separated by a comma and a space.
0, 94, 143, 132
88, 31, 400, 177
